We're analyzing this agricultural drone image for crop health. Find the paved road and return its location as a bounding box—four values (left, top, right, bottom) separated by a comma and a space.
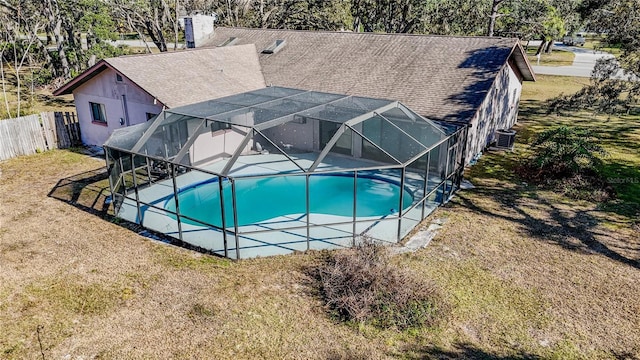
531, 43, 615, 78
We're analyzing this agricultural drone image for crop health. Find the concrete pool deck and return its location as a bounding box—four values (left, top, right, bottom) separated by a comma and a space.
115, 152, 448, 258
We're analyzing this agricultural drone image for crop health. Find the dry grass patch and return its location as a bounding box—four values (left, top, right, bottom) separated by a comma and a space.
0, 152, 392, 358
1, 74, 639, 359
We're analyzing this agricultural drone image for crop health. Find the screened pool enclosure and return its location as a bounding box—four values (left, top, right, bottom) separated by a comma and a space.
104, 87, 467, 259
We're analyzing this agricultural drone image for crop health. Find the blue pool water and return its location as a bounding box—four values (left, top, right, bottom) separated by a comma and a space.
164, 174, 414, 227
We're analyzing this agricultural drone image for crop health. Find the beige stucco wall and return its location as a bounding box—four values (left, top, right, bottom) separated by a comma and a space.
72, 68, 164, 146
465, 62, 523, 164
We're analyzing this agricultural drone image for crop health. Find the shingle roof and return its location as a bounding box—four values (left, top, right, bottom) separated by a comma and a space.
204, 28, 534, 122
54, 44, 266, 108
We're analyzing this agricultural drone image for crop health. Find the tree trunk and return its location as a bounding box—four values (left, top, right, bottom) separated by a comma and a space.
45, 0, 71, 79
146, 3, 168, 52
13, 38, 20, 116
173, 0, 178, 50
145, 18, 167, 52
535, 39, 547, 56
0, 43, 11, 118
545, 40, 554, 53
32, 31, 57, 77
63, 20, 81, 73
487, 0, 504, 37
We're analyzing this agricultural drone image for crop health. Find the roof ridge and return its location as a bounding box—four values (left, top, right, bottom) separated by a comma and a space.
215, 26, 518, 42
105, 43, 255, 62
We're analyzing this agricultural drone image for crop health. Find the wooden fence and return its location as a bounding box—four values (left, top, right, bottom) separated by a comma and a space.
0, 111, 81, 161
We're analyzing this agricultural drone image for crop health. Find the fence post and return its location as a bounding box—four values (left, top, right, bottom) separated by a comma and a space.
54, 111, 71, 148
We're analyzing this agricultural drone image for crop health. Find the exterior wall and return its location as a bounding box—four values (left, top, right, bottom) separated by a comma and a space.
184, 120, 250, 165
190, 129, 249, 165
72, 68, 164, 146
464, 62, 523, 164
261, 120, 316, 152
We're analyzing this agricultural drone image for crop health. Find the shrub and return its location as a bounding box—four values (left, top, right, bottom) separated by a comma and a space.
519, 126, 606, 183
307, 240, 446, 331
530, 126, 606, 176
518, 126, 614, 201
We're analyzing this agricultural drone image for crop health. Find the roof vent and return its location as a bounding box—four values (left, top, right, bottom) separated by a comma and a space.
218, 37, 239, 47
262, 39, 286, 54
494, 129, 516, 150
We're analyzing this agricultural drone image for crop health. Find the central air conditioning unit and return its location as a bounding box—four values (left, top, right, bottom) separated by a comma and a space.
495, 129, 516, 150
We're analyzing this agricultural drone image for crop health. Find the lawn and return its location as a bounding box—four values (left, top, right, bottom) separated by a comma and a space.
526, 47, 576, 67
583, 39, 623, 57
0, 79, 75, 119
1, 75, 638, 359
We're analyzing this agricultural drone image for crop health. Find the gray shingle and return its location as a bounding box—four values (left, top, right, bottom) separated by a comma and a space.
205, 28, 530, 122
107, 44, 266, 108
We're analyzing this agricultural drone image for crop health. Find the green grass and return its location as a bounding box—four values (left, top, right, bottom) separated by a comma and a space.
515, 77, 640, 218
526, 47, 576, 66
583, 39, 623, 57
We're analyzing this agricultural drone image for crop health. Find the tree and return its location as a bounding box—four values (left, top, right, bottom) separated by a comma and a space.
351, 0, 428, 33
551, 0, 640, 115
265, 0, 352, 31
487, 0, 506, 36
494, 0, 565, 53
44, 0, 72, 79
0, 0, 130, 116
590, 0, 640, 72
0, 0, 48, 116
111, 0, 177, 52
420, 0, 490, 36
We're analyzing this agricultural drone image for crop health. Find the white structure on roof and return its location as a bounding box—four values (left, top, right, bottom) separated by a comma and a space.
183, 13, 217, 48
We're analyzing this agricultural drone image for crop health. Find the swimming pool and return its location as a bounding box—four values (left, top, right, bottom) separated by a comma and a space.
164, 174, 414, 227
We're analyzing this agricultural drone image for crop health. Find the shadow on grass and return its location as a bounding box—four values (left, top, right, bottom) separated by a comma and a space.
599, 160, 640, 216
47, 167, 113, 217
36, 93, 75, 108
454, 181, 639, 270
406, 342, 542, 359
47, 167, 229, 258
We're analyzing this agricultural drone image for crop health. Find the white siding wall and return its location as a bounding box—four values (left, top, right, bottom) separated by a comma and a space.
190, 129, 249, 165
72, 68, 164, 146
465, 63, 522, 164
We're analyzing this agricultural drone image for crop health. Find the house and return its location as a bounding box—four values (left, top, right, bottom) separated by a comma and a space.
53, 44, 266, 146
202, 28, 535, 164
89, 28, 536, 258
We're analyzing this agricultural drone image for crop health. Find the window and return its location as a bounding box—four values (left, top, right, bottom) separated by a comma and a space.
90, 102, 107, 124
209, 120, 231, 134
116, 73, 123, 82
